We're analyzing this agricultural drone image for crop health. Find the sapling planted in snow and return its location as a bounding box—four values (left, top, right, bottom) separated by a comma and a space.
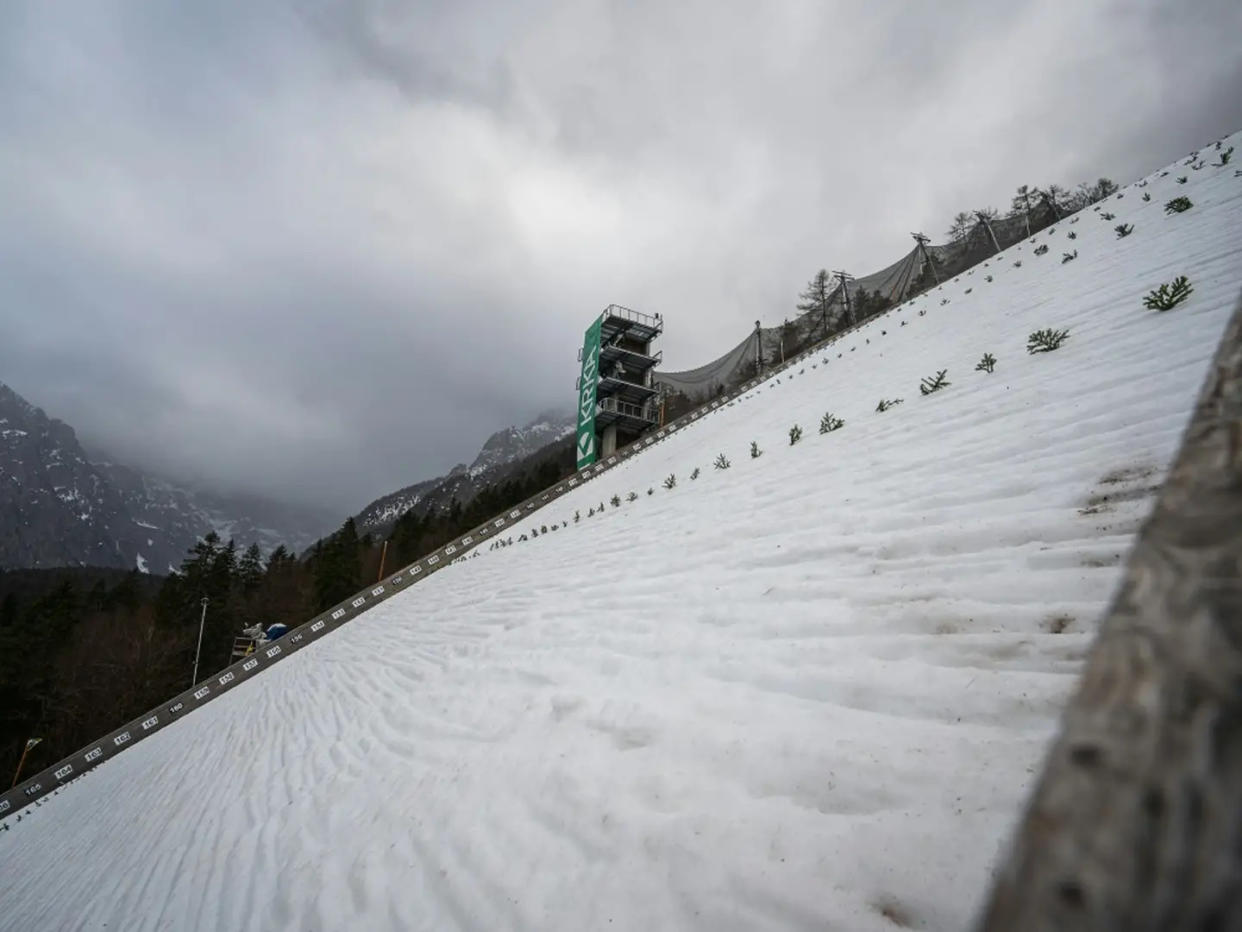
750, 441, 763, 459
690, 467, 700, 480
627, 491, 638, 502
1215, 146, 1234, 167
1033, 244, 1049, 256
975, 353, 997, 373
663, 474, 676, 490
875, 398, 904, 413
1142, 275, 1193, 311
788, 425, 803, 446
819, 412, 844, 433
1142, 192, 1151, 202
919, 370, 950, 395
1165, 196, 1192, 214
1176, 176, 1188, 184
1067, 231, 1077, 239
610, 495, 621, 508
1061, 250, 1077, 264
1115, 223, 1133, 238
1027, 328, 1070, 353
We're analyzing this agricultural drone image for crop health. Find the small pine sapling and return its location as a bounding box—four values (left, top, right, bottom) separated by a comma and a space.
750, 440, 763, 459
1061, 250, 1078, 264
663, 473, 676, 490
1067, 231, 1077, 239
1027, 328, 1070, 353
587, 507, 595, 517
875, 398, 904, 413
1164, 196, 1192, 214
1013, 260, 1022, 268
985, 274, 993, 282
1142, 192, 1151, 202
610, 495, 621, 508
627, 491, 638, 502
690, 467, 700, 480
1214, 146, 1234, 167
1033, 244, 1049, 256
1176, 176, 1188, 184
1115, 223, 1134, 238
541, 525, 548, 534
1142, 275, 1193, 311
919, 369, 950, 395
1100, 212, 1115, 221
713, 453, 730, 470
574, 510, 580, 523
975, 352, 997, 373
964, 287, 973, 295
788, 424, 803, 445
819, 412, 844, 433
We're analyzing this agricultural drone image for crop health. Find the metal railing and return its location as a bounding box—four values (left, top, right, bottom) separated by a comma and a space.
603, 304, 663, 330
598, 396, 657, 422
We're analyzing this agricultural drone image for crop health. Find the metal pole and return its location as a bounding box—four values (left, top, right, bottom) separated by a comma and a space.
192, 597, 208, 686
754, 320, 762, 375
377, 540, 388, 582
10, 741, 34, 788
977, 213, 1002, 255
912, 233, 939, 285
833, 271, 854, 327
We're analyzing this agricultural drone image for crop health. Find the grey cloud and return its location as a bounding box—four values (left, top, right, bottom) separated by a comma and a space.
2, 0, 1240, 515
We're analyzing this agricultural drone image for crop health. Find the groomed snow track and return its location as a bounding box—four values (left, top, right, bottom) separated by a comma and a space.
1, 131, 1240, 930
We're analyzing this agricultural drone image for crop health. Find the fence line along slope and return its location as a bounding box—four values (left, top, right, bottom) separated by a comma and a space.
0, 131, 1239, 932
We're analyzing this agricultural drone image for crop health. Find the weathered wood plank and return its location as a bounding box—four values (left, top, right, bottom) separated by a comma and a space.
978, 292, 1242, 931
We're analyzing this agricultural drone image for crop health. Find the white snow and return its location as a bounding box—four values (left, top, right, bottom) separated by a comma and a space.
0, 135, 1240, 931
135, 553, 149, 574
134, 519, 160, 530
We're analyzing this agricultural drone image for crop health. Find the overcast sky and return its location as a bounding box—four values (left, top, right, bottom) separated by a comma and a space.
2, 0, 1240, 514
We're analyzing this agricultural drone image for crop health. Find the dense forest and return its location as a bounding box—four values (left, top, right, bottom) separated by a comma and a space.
0, 438, 575, 783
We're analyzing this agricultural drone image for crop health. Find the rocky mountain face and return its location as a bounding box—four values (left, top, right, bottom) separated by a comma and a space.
355, 411, 576, 535
0, 383, 336, 573
467, 410, 577, 473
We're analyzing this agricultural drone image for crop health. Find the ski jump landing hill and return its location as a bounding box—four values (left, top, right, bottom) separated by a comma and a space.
0, 132, 1240, 931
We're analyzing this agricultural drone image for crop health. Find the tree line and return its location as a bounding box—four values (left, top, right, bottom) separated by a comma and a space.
0, 438, 576, 782
794, 176, 1120, 349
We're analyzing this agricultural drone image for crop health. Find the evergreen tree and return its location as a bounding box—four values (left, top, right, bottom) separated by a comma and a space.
947, 211, 973, 242
797, 269, 833, 341
1011, 184, 1035, 237
313, 518, 361, 611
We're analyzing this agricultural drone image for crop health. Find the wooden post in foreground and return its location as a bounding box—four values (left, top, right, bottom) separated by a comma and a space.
978, 292, 1242, 931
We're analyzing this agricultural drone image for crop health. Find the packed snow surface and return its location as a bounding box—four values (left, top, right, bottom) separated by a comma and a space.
1, 134, 1241, 931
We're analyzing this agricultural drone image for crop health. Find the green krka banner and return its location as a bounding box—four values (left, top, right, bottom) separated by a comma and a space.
575, 315, 603, 469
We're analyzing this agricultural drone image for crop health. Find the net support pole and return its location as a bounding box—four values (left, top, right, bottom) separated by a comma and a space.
833, 271, 855, 327
976, 212, 1002, 255
912, 232, 938, 285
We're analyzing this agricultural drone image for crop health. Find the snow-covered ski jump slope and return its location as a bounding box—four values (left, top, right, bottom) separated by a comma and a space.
1, 133, 1240, 931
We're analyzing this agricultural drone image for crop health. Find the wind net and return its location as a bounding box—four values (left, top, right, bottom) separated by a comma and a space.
653, 202, 1063, 401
